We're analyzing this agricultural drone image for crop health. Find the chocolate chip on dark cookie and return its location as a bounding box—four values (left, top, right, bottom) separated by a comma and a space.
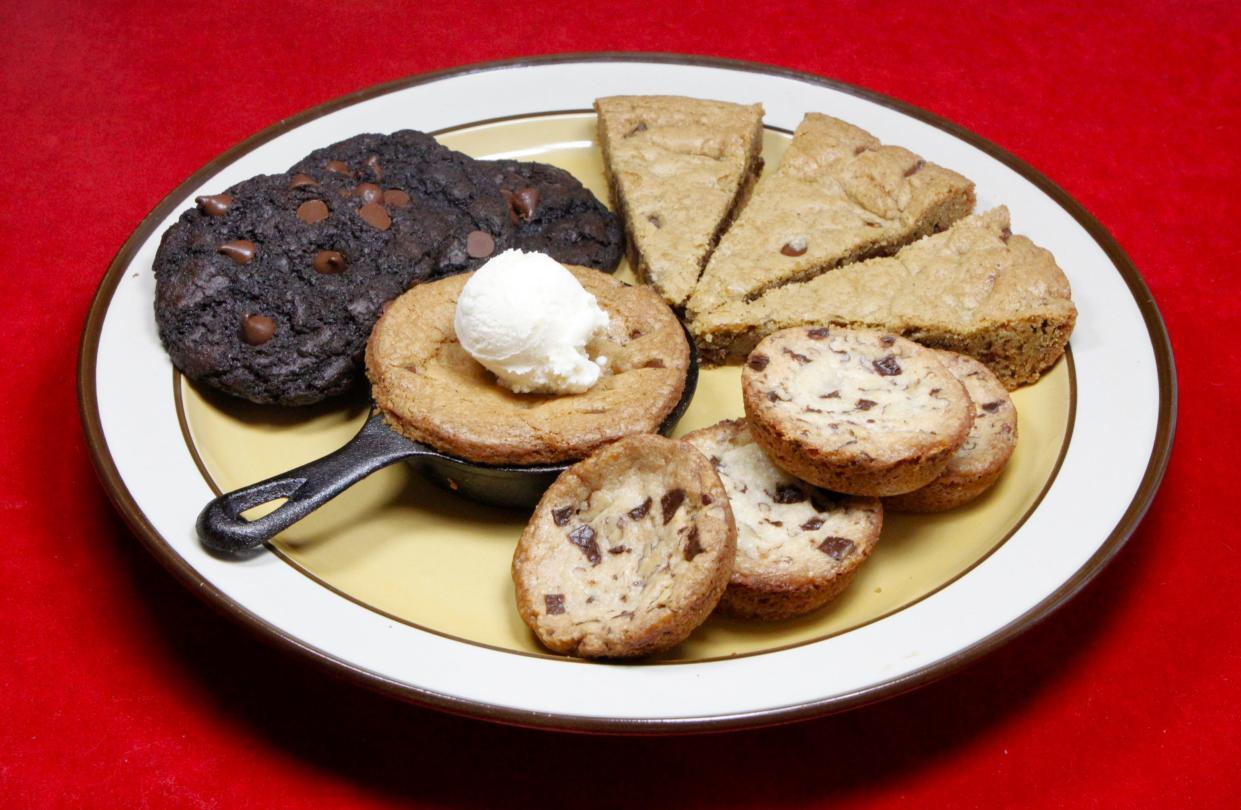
465, 230, 495, 258
358, 203, 391, 231
313, 250, 347, 274
296, 200, 329, 224
240, 314, 276, 345
355, 183, 383, 205
218, 240, 256, 264
383, 189, 411, 208
196, 194, 232, 217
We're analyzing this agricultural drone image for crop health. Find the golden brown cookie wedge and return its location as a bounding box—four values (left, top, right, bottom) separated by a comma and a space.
512, 435, 736, 658
691, 207, 1076, 389
884, 351, 1018, 512
595, 95, 765, 309
366, 264, 689, 465
683, 419, 882, 620
685, 113, 974, 319
742, 327, 973, 497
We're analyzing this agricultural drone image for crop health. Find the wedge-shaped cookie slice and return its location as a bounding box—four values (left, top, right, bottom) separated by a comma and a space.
684, 419, 882, 620
595, 95, 765, 308
692, 207, 1076, 389
885, 351, 1018, 512
742, 327, 974, 497
512, 435, 736, 658
685, 113, 975, 319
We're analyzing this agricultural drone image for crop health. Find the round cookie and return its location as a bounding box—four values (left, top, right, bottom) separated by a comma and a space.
290, 133, 626, 276
884, 351, 1018, 512
287, 130, 516, 277
684, 419, 882, 620
512, 434, 736, 658
366, 264, 690, 465
741, 326, 974, 497
480, 159, 625, 272
154, 171, 457, 405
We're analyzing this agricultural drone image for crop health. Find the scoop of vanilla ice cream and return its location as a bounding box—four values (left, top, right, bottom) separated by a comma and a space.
453, 250, 610, 394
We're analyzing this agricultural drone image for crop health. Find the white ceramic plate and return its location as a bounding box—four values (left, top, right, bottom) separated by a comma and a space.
80, 55, 1175, 732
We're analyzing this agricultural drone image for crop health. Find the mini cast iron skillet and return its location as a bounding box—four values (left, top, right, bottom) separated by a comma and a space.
197, 340, 698, 554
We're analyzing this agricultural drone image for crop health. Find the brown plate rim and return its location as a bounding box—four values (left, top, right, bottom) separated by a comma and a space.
77, 52, 1177, 735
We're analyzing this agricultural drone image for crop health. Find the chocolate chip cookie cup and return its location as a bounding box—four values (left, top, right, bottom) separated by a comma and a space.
367, 263, 691, 466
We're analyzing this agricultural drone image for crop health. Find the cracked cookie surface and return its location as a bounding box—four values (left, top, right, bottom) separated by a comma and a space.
684, 419, 882, 620
885, 351, 1018, 512
512, 435, 735, 658
366, 265, 689, 465
742, 327, 973, 496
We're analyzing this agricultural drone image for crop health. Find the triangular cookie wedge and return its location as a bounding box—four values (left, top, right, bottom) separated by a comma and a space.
685, 113, 976, 320
595, 95, 765, 308
690, 207, 1076, 389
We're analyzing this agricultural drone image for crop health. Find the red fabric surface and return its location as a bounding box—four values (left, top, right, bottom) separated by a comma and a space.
2, 0, 1238, 806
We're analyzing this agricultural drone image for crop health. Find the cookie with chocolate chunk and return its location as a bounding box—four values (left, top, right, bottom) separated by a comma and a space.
512, 435, 735, 658
480, 159, 625, 272
884, 351, 1018, 512
154, 171, 458, 405
742, 327, 974, 496
684, 419, 882, 620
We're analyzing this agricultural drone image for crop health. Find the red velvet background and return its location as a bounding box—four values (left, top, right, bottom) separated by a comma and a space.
3, 0, 1238, 806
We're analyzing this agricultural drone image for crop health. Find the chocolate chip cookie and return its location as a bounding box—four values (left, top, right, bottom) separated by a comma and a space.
884, 351, 1018, 512
684, 419, 882, 620
154, 171, 457, 405
512, 434, 735, 658
480, 159, 625, 271
742, 327, 974, 496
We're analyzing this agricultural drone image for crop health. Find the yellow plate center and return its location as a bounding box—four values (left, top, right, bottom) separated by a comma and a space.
179, 113, 1073, 663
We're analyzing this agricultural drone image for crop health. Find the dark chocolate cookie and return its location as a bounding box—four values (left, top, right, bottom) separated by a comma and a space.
288, 130, 514, 275
481, 160, 625, 271
156, 130, 624, 406
154, 171, 461, 405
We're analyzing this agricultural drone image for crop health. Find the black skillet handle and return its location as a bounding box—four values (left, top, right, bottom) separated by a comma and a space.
196, 411, 428, 554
